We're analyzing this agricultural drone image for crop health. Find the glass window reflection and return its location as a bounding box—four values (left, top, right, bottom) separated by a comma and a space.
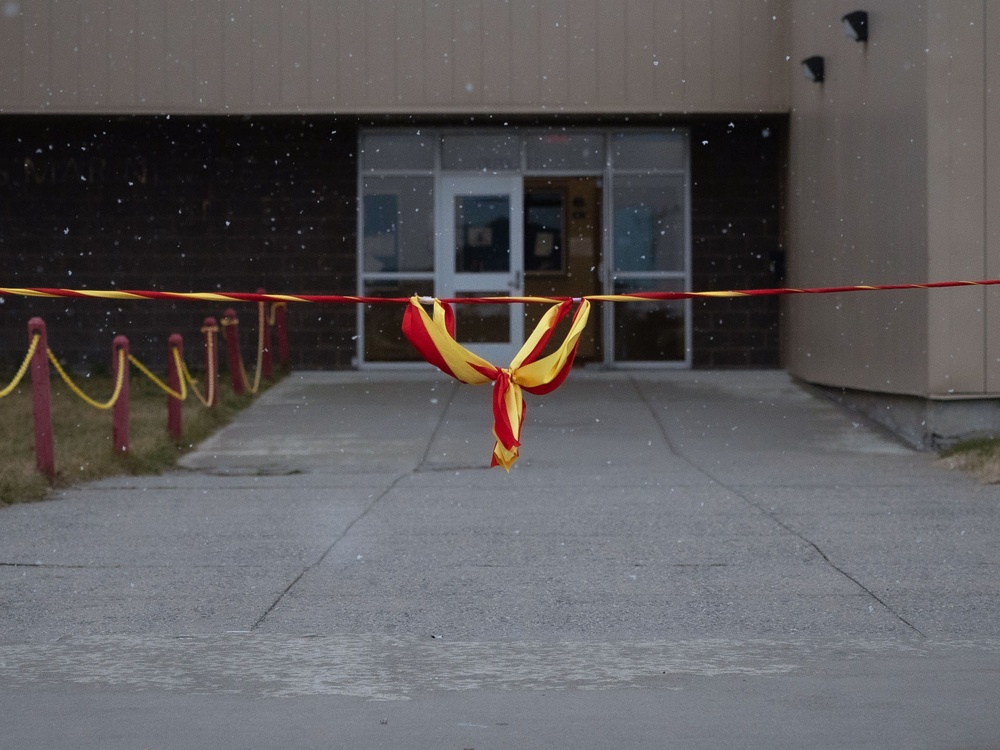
454, 195, 511, 272
362, 176, 434, 272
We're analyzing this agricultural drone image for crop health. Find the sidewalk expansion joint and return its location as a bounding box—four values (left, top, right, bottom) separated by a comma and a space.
629, 376, 928, 640
736, 494, 927, 638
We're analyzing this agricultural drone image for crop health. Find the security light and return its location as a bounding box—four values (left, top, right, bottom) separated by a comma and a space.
802, 56, 825, 83
842, 11, 868, 42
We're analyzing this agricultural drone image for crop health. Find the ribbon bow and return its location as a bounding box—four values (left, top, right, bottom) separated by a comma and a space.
402, 296, 591, 471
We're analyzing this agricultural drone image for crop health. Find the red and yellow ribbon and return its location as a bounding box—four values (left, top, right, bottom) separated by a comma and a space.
4, 277, 1000, 306
402, 295, 591, 471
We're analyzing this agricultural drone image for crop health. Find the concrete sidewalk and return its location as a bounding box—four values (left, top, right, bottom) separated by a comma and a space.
1, 370, 999, 749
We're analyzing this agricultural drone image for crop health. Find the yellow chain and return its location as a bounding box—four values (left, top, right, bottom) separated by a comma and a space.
128, 350, 187, 401
0, 333, 41, 399
47, 347, 127, 410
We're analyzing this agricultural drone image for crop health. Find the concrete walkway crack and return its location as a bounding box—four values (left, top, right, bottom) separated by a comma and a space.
629, 376, 927, 639
250, 379, 461, 630
415, 380, 459, 471
250, 472, 409, 631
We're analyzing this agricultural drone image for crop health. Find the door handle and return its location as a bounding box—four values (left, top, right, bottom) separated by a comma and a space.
510, 269, 522, 292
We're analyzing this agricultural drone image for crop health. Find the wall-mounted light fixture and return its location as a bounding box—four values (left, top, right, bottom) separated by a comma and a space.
842, 10, 868, 42
801, 56, 825, 83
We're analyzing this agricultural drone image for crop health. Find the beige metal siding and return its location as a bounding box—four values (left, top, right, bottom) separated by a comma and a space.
0, 0, 790, 114
988, 4, 1000, 392
926, 0, 987, 395
785, 0, 1000, 398
784, 1, 931, 396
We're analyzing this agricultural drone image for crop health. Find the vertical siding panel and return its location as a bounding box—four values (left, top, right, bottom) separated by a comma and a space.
625, 0, 655, 107
164, 0, 195, 107
338, 0, 367, 108
395, 2, 425, 106
481, 0, 511, 105
741, 0, 785, 109
927, 0, 987, 393
281, 2, 310, 106
50, 0, 80, 105
22, 1, 51, 106
223, 0, 254, 109
0, 2, 24, 104
538, 0, 568, 104
595, 1, 625, 107
251, 0, 282, 107
738, 0, 767, 108
567, 0, 598, 107
135, 0, 166, 106
367, 0, 396, 107
682, 0, 712, 106
309, 0, 338, 106
193, 1, 223, 108
453, 0, 483, 105
511, 0, 540, 104
711, 0, 741, 107
988, 2, 1000, 391
107, 0, 137, 106
767, 0, 789, 107
423, 0, 452, 104
654, 0, 685, 105
79, 0, 108, 106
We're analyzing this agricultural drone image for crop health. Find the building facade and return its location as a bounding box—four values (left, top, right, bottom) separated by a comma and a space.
0, 1, 997, 444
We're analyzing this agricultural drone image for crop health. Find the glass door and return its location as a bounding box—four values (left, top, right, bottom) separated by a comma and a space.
435, 175, 524, 364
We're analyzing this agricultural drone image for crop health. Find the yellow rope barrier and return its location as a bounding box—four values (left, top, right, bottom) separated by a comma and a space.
179, 359, 213, 406
267, 301, 287, 327
0, 333, 41, 399
178, 324, 218, 407
128, 352, 186, 401
220, 307, 266, 395
250, 301, 266, 394
47, 347, 127, 410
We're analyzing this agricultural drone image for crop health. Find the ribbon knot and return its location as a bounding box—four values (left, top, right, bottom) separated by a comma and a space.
402, 296, 591, 471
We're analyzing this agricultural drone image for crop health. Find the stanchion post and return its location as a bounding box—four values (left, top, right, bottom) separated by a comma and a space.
111, 335, 130, 454
221, 308, 244, 395
202, 317, 219, 407
167, 333, 183, 440
257, 288, 273, 381
274, 303, 289, 370
27, 318, 55, 479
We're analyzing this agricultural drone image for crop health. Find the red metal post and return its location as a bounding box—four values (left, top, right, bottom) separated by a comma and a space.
111, 335, 130, 454
27, 318, 55, 479
221, 308, 244, 395
274, 303, 289, 370
202, 317, 219, 407
167, 333, 183, 440
257, 289, 273, 381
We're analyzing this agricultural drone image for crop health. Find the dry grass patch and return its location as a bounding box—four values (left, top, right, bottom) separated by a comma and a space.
938, 437, 1000, 484
0, 370, 276, 505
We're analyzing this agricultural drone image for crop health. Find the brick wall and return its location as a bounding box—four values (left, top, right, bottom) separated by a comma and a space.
0, 116, 359, 371
1, 115, 787, 372
690, 118, 786, 368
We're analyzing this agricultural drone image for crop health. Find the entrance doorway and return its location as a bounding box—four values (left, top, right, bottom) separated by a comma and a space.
431, 175, 602, 365
435, 174, 525, 364
357, 128, 689, 368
